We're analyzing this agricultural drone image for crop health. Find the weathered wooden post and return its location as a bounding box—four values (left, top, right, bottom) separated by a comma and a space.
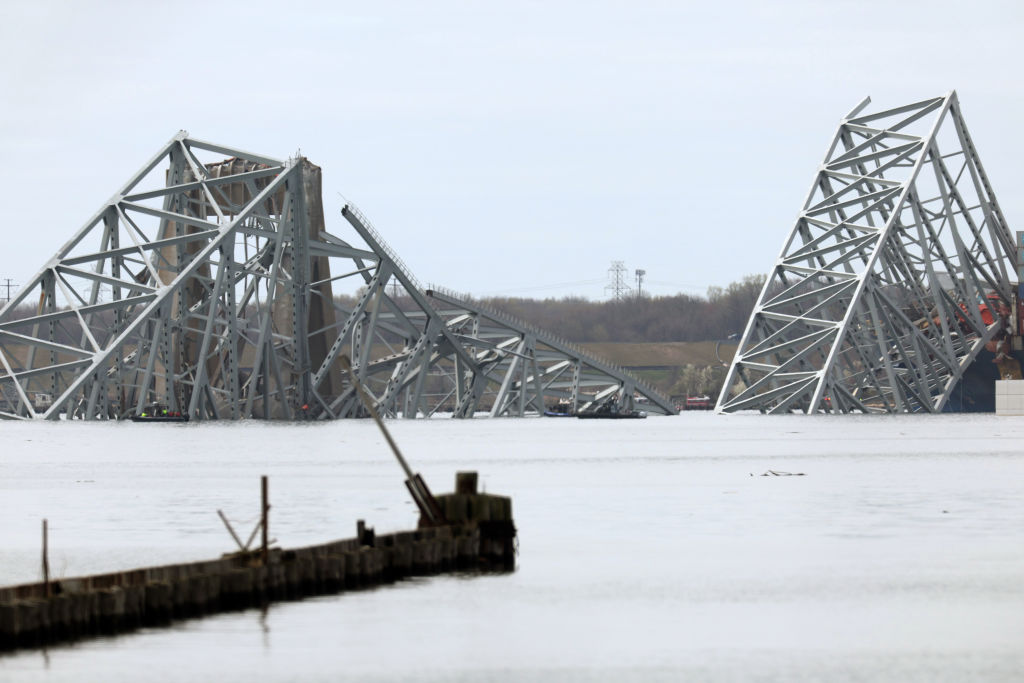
455, 471, 478, 494
261, 476, 269, 565
42, 519, 50, 599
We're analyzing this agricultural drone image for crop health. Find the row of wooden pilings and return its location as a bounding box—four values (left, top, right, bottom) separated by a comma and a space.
0, 477, 515, 652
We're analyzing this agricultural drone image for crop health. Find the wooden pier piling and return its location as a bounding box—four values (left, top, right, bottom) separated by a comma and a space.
0, 472, 514, 652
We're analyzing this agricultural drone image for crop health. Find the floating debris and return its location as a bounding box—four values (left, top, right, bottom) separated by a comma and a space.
752, 470, 806, 477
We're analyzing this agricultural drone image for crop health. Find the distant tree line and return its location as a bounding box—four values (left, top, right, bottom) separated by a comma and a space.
2, 274, 766, 406
475, 274, 766, 343
1, 273, 766, 348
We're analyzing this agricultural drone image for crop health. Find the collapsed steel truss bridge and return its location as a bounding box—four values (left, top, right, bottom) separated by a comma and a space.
0, 132, 675, 420
717, 92, 1016, 414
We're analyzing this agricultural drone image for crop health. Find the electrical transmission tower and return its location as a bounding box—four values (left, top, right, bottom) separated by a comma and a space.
605, 261, 632, 300
635, 269, 646, 298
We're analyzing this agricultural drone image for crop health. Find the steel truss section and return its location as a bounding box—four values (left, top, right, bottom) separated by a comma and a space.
717, 92, 1016, 414
416, 287, 677, 417
0, 132, 675, 420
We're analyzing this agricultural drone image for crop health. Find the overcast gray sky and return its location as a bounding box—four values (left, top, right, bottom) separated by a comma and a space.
2, 0, 1022, 301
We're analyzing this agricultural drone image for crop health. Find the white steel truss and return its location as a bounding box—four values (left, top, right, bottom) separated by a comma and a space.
0, 132, 674, 420
717, 92, 1015, 414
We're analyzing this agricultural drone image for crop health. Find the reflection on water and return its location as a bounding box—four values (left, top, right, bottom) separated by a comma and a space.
1, 413, 1023, 681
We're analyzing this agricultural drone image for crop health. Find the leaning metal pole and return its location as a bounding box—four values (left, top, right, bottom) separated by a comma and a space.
716, 92, 1015, 414
339, 354, 445, 524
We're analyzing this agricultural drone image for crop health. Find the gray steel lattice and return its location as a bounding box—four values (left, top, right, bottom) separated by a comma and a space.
717, 92, 1015, 414
0, 132, 674, 420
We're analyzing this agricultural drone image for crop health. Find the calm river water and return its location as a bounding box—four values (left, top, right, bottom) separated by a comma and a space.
1, 413, 1022, 682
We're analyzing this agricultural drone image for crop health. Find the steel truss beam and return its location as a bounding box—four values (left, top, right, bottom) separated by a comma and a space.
0, 132, 675, 420
414, 287, 677, 417
717, 92, 1015, 414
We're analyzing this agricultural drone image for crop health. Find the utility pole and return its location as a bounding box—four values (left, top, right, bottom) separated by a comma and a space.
1, 278, 17, 303
635, 269, 646, 299
604, 261, 632, 301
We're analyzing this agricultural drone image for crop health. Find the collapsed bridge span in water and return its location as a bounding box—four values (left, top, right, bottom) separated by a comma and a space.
717, 92, 1017, 414
0, 133, 675, 420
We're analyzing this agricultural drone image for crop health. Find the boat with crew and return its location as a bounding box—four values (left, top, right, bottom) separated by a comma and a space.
131, 403, 189, 422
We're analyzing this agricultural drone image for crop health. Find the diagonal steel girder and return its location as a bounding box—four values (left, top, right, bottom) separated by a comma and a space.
0, 132, 676, 420
716, 92, 1015, 414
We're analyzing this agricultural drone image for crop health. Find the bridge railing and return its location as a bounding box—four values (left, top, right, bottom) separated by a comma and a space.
344, 203, 423, 292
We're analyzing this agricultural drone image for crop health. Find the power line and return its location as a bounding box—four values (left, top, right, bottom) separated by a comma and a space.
477, 278, 607, 296
646, 279, 709, 293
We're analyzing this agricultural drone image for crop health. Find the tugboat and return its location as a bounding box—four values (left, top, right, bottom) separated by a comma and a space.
131, 403, 189, 422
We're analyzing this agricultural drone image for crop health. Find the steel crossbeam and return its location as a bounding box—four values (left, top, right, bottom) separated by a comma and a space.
717, 92, 1015, 414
